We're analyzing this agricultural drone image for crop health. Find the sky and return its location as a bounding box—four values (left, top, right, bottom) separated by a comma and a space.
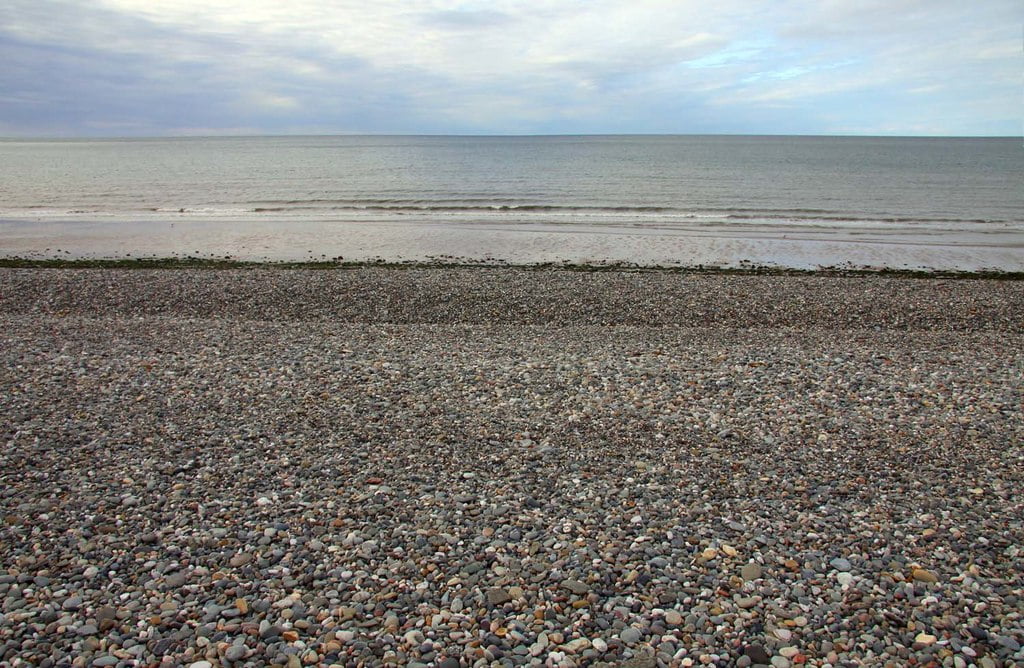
0, 0, 1020, 137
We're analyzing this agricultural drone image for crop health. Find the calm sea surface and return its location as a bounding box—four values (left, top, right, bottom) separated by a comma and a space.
1, 135, 1021, 267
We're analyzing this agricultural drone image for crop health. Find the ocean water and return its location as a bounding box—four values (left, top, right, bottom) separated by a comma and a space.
1, 135, 1022, 269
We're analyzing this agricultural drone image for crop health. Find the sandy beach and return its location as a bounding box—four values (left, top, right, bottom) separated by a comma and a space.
2, 216, 1022, 273
1, 267, 1022, 667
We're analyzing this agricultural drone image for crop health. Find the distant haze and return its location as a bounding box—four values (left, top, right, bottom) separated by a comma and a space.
0, 0, 1020, 137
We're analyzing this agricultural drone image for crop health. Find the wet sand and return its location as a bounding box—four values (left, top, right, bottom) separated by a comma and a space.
1, 216, 1022, 272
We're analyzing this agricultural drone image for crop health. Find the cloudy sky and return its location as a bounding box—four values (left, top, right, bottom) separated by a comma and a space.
0, 0, 1020, 137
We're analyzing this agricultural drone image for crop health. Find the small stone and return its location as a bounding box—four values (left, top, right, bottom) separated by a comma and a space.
664, 610, 683, 626
189, 663, 213, 668
779, 647, 799, 658
830, 558, 852, 572
912, 568, 938, 583
836, 572, 853, 586
592, 637, 608, 653
915, 633, 938, 646
771, 657, 791, 668
774, 629, 792, 642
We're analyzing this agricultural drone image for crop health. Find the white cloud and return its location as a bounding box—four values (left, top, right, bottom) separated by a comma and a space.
0, 0, 1020, 135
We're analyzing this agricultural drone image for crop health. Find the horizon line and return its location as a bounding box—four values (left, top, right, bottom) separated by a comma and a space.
1, 131, 1020, 141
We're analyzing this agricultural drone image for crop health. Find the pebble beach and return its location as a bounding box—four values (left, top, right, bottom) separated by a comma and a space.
1, 267, 1022, 668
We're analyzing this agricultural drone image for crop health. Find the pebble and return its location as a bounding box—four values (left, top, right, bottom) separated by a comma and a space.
562, 579, 589, 595
229, 552, 253, 567
224, 645, 247, 661
620, 628, 642, 644
487, 588, 511, 605
740, 563, 762, 581
0, 268, 1021, 667
744, 645, 771, 664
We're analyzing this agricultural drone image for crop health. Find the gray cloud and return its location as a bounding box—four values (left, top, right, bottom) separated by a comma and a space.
0, 0, 1019, 136
418, 9, 514, 30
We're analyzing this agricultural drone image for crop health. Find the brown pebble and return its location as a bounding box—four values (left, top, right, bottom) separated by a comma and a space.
912, 569, 938, 583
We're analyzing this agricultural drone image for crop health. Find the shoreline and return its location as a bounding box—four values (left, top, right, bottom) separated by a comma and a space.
3, 213, 1021, 276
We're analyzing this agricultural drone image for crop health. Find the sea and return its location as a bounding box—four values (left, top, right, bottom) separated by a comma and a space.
1, 135, 1021, 270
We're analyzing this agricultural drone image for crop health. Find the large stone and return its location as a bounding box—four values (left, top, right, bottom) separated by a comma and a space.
562, 579, 589, 596
744, 645, 771, 664
741, 563, 763, 581
620, 627, 641, 644
736, 596, 761, 609
912, 568, 938, 583
229, 552, 253, 567
225, 645, 247, 661
487, 588, 511, 605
